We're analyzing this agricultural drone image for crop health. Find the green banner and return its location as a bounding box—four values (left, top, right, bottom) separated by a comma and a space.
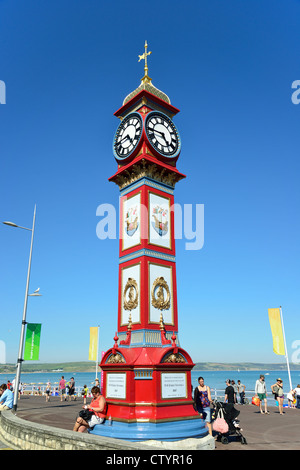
24, 323, 42, 361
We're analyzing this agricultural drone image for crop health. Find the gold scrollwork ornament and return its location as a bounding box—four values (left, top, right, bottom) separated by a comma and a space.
163, 352, 186, 363
123, 277, 139, 311
107, 353, 125, 364
151, 276, 170, 311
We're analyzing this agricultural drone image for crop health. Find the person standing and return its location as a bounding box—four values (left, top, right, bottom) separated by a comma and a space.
193, 377, 212, 435
59, 376, 66, 402
224, 379, 235, 404
255, 375, 269, 414
94, 378, 101, 393
19, 382, 23, 399
68, 377, 76, 401
293, 384, 300, 409
231, 380, 238, 404
82, 385, 89, 405
45, 381, 51, 402
237, 380, 246, 404
271, 378, 284, 415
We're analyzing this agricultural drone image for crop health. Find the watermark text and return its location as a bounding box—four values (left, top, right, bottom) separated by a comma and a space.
0, 340, 6, 364
96, 202, 204, 251
291, 80, 300, 105
0, 80, 6, 104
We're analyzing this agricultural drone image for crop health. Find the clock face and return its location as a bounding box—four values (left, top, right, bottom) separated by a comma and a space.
113, 112, 142, 161
145, 111, 181, 158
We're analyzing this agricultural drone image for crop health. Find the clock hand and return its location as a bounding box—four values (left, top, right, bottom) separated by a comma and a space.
152, 129, 166, 137
117, 135, 132, 146
152, 129, 172, 145
148, 129, 167, 143
119, 135, 130, 144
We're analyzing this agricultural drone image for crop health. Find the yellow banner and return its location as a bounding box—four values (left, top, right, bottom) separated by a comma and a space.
89, 327, 98, 361
268, 308, 285, 355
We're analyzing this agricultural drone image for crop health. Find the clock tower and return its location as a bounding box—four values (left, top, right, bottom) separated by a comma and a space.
93, 42, 207, 442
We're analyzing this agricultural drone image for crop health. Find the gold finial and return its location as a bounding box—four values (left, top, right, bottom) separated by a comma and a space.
128, 313, 132, 331
138, 40, 152, 84
160, 313, 165, 330
122, 40, 171, 105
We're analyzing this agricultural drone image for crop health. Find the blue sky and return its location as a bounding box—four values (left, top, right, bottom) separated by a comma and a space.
1, 0, 300, 365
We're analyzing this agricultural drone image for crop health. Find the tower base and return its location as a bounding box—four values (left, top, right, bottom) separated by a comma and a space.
89, 417, 208, 442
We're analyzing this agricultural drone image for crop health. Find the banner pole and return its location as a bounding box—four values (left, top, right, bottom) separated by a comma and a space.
280, 306, 292, 390
96, 325, 99, 381
100, 350, 105, 394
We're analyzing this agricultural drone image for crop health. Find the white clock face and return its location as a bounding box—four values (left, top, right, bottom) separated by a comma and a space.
113, 112, 142, 161
145, 111, 180, 158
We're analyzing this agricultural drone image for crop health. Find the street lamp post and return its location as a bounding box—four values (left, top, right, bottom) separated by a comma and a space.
3, 205, 37, 411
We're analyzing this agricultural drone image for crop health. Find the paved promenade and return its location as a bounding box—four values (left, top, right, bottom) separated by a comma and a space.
3, 396, 300, 450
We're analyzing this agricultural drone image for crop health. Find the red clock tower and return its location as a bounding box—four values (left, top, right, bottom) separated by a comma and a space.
93, 43, 207, 442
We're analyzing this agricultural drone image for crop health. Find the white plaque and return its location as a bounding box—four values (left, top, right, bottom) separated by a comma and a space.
149, 192, 171, 249
106, 373, 126, 399
121, 192, 141, 251
161, 373, 187, 399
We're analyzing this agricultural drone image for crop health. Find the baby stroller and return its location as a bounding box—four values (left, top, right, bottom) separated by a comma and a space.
212, 401, 247, 445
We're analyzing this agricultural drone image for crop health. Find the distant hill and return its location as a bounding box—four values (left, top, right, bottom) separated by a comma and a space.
193, 362, 300, 371
0, 362, 96, 374
1, 361, 299, 374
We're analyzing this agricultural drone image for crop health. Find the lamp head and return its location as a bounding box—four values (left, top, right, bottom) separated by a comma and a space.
3, 221, 18, 227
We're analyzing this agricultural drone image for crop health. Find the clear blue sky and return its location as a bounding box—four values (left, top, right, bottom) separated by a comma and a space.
1, 0, 299, 365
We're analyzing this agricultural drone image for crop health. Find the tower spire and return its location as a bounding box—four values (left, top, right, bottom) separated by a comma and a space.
138, 40, 152, 84
122, 40, 171, 106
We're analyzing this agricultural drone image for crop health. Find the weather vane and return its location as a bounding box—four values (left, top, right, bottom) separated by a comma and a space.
138, 40, 152, 79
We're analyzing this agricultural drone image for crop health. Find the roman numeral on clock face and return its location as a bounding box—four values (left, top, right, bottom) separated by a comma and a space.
145, 111, 180, 157
113, 112, 143, 160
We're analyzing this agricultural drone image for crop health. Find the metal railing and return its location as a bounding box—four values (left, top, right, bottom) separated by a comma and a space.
210, 388, 284, 406
18, 385, 282, 405
19, 384, 85, 396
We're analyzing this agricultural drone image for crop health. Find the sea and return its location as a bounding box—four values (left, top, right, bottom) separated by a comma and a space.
1, 369, 299, 405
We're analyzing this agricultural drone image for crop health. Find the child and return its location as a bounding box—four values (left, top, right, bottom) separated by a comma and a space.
82, 385, 89, 405
287, 389, 296, 408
